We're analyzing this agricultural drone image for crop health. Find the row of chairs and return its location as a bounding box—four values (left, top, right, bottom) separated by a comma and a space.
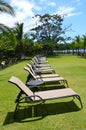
9, 55, 83, 118
24, 56, 69, 87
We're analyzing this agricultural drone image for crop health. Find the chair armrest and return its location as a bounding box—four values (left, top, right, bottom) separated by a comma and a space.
17, 94, 45, 103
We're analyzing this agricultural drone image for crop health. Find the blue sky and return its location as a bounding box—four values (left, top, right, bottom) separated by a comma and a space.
1, 0, 86, 39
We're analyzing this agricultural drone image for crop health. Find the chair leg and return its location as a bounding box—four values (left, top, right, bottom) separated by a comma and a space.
76, 95, 83, 109
32, 106, 35, 117
42, 102, 49, 115
65, 80, 69, 87
15, 91, 23, 103
14, 102, 19, 119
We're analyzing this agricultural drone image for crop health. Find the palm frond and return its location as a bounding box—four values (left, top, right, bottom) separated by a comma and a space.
0, 23, 12, 32
0, 0, 15, 16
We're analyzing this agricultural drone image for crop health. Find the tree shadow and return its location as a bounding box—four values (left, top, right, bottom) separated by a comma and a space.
3, 100, 80, 125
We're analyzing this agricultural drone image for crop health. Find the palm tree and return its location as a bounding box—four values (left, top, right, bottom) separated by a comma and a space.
82, 35, 86, 53
14, 22, 25, 59
0, 0, 15, 32
75, 35, 81, 53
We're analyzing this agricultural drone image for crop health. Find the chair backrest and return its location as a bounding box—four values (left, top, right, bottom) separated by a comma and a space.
29, 60, 34, 66
28, 61, 36, 70
9, 76, 33, 96
24, 66, 37, 80
33, 56, 38, 63
27, 63, 35, 75
32, 57, 37, 64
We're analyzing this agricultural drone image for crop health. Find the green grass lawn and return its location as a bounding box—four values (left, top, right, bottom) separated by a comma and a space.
0, 54, 86, 130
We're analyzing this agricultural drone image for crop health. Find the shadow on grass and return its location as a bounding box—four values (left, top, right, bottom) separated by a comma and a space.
38, 85, 66, 92
3, 100, 80, 125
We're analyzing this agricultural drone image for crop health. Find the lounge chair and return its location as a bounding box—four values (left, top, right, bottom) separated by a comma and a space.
27, 63, 56, 74
24, 66, 59, 78
29, 60, 53, 69
28, 62, 57, 75
8, 76, 83, 117
31, 56, 52, 68
30, 56, 48, 63
33, 56, 48, 64
24, 66, 69, 87
30, 60, 51, 68
34, 55, 47, 61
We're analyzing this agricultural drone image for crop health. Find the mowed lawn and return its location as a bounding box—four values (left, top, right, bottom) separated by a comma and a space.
0, 54, 86, 130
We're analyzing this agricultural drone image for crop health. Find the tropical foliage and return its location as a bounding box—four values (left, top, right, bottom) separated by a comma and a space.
0, 0, 15, 32
0, 1, 86, 61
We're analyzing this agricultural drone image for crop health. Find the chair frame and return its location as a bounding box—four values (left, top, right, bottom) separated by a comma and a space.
24, 66, 69, 87
8, 76, 83, 118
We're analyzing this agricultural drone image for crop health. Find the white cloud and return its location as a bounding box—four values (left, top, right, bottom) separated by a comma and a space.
0, 0, 82, 34
48, 2, 56, 6
0, 0, 41, 32
57, 6, 82, 17
11, 0, 36, 18
57, 6, 74, 15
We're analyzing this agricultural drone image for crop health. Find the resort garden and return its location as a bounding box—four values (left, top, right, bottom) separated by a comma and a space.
0, 1, 86, 130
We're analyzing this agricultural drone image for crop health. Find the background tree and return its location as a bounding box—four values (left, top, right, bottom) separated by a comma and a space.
82, 35, 86, 53
13, 22, 25, 59
41, 39, 57, 55
70, 41, 76, 54
0, 31, 16, 59
74, 35, 82, 54
31, 14, 64, 42
31, 14, 71, 55
23, 33, 34, 56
